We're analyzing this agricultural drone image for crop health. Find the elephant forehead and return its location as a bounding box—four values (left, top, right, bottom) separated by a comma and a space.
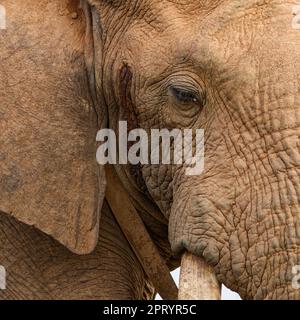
105, 0, 293, 85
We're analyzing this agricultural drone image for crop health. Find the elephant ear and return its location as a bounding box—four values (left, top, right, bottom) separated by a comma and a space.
0, 1, 105, 254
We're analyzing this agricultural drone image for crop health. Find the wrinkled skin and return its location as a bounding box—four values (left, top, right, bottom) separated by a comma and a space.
1, 0, 300, 300
0, 0, 155, 300
97, 0, 300, 299
0, 204, 154, 299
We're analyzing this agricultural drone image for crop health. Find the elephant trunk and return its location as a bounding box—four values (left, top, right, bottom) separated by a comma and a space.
170, 187, 300, 300
251, 248, 300, 300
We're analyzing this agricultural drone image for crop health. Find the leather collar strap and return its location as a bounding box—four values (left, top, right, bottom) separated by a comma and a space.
105, 165, 178, 300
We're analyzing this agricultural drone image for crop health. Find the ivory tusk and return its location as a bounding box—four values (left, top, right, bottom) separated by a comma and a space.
178, 252, 221, 300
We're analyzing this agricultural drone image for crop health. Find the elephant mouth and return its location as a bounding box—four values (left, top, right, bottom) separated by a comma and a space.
178, 252, 221, 300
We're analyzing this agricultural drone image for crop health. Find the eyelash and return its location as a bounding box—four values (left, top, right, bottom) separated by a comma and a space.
170, 86, 199, 104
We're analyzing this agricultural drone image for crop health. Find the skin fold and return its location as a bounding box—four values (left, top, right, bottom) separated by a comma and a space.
0, 0, 300, 299
0, 203, 154, 299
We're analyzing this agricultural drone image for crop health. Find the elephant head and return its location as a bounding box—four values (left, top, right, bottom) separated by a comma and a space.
93, 0, 300, 299
1, 0, 300, 300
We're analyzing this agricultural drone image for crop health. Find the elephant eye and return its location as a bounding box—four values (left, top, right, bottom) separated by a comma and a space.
169, 86, 199, 104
